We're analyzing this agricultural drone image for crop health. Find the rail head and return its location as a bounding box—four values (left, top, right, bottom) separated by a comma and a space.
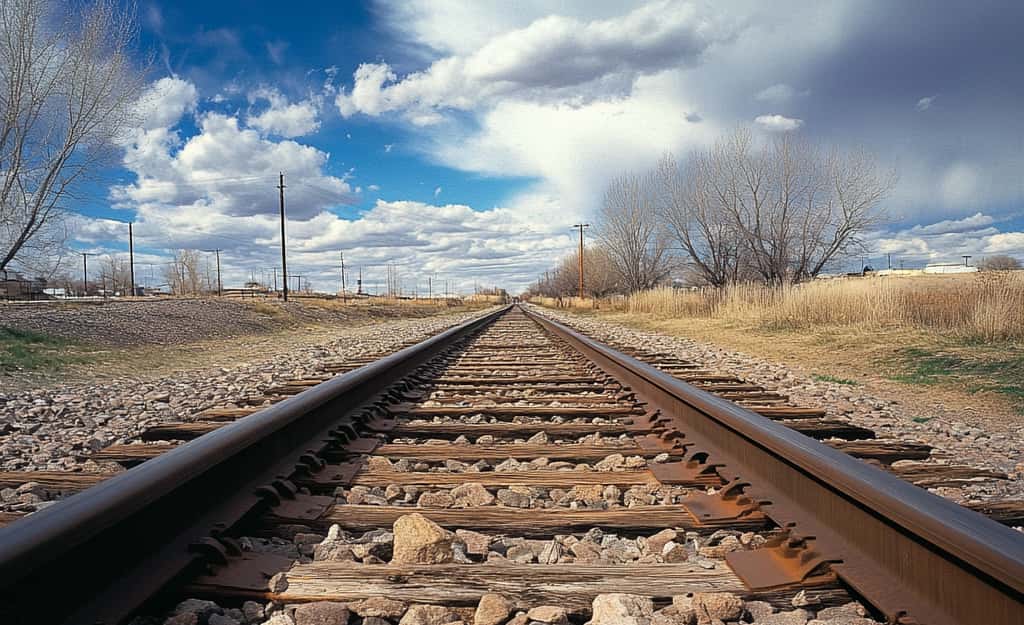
0, 305, 510, 624
522, 305, 1024, 625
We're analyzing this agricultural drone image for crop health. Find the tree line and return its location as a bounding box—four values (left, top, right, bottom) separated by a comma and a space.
530, 127, 898, 297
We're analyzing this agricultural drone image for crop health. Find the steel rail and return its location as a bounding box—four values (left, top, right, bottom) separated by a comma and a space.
523, 306, 1024, 625
0, 305, 510, 624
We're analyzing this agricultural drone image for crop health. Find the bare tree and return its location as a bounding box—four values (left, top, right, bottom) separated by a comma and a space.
0, 0, 144, 274
659, 128, 894, 286
655, 152, 745, 287
99, 254, 131, 294
978, 255, 1021, 271
596, 172, 672, 293
164, 249, 205, 295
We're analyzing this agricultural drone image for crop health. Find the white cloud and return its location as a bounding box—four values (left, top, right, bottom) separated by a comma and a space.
335, 0, 733, 123
916, 95, 936, 111
755, 83, 804, 102
754, 114, 803, 132
81, 78, 575, 293
871, 212, 1024, 266
133, 77, 198, 131
384, 143, 394, 152
908, 212, 994, 235
433, 186, 442, 198
429, 73, 720, 220
247, 87, 320, 138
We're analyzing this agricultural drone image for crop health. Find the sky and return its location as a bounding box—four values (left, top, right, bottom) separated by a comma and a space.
68, 0, 1024, 293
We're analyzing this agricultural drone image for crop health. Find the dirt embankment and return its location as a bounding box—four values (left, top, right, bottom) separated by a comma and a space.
0, 298, 470, 346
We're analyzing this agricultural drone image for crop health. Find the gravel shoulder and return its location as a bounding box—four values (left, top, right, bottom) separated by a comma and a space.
0, 307, 495, 480
0, 298, 483, 390
532, 305, 1024, 505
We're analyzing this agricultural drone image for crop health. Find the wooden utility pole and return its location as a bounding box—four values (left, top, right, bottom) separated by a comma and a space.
80, 252, 98, 297
128, 222, 136, 296
204, 249, 223, 295
572, 223, 589, 298
278, 172, 288, 301
340, 251, 347, 301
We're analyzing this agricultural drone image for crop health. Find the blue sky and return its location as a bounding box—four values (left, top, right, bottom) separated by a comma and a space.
69, 0, 1024, 291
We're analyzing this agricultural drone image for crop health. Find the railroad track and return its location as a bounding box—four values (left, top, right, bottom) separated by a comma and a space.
0, 305, 1020, 624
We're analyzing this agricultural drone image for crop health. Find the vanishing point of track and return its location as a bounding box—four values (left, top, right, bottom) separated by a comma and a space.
0, 305, 1021, 624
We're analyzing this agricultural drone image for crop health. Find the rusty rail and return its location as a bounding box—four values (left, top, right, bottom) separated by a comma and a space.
0, 306, 510, 624
523, 306, 1024, 625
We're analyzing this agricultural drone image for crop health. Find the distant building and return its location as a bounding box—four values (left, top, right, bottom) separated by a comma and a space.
922, 263, 978, 274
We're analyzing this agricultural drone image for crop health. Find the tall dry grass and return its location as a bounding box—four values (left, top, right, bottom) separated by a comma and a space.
605, 273, 1024, 342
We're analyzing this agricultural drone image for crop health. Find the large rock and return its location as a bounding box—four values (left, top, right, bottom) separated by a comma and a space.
392, 513, 456, 564
644, 529, 677, 555
293, 602, 350, 625
496, 487, 532, 508
451, 482, 495, 507
588, 593, 654, 625
350, 597, 408, 619
474, 594, 514, 625
398, 604, 459, 625
526, 605, 568, 624
417, 491, 456, 508
455, 529, 492, 555
691, 592, 743, 625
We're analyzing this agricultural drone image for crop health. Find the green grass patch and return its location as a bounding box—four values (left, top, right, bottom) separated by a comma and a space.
0, 327, 91, 372
888, 346, 1024, 412
812, 373, 859, 386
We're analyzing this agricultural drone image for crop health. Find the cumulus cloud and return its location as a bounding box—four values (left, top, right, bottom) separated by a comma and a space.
872, 213, 1024, 267
133, 77, 198, 131
335, 0, 732, 122
754, 114, 803, 131
247, 87, 320, 138
916, 95, 936, 111
908, 212, 994, 235
81, 77, 573, 293
115, 80, 348, 221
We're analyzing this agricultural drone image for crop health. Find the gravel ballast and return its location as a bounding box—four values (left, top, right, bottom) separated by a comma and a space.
530, 305, 1024, 506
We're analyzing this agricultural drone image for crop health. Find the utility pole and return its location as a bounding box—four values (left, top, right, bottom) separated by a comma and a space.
340, 252, 347, 301
278, 172, 288, 302
80, 253, 98, 297
428, 276, 432, 301
888, 254, 892, 270
357, 266, 363, 295
273, 267, 278, 293
128, 222, 136, 297
572, 224, 589, 298
962, 255, 972, 267
204, 249, 223, 295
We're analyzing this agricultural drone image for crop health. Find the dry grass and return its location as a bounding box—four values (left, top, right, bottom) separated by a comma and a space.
605, 273, 1024, 342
